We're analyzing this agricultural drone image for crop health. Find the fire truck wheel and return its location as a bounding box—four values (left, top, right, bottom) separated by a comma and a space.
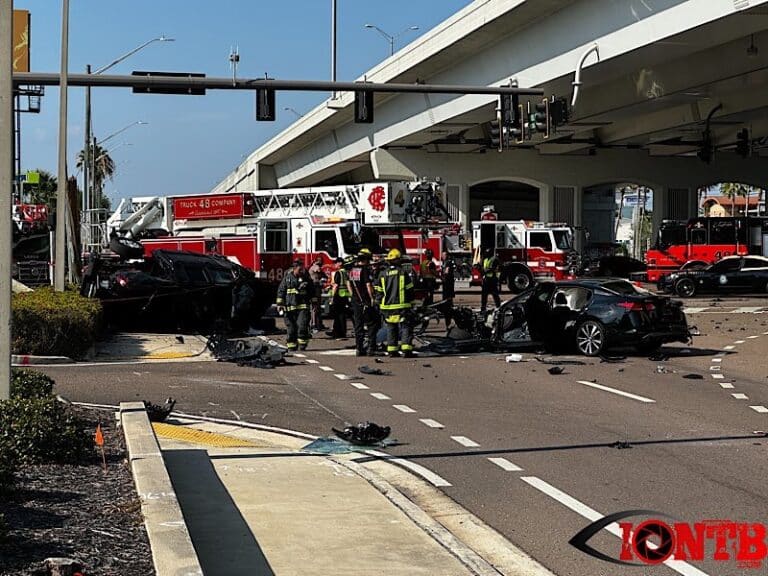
110, 236, 144, 260
575, 320, 606, 356
507, 268, 533, 293
674, 278, 696, 298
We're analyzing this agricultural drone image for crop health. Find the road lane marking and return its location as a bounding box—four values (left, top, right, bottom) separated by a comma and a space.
711, 374, 724, 379
720, 383, 735, 389
683, 307, 707, 314
750, 406, 768, 414
716, 352, 727, 356
711, 358, 722, 363
333, 374, 351, 380
419, 419, 444, 428
293, 353, 306, 358
732, 393, 749, 400
748, 335, 760, 339
305, 359, 319, 364
393, 404, 417, 413
709, 365, 720, 371
723, 346, 735, 350
370, 392, 391, 400
520, 476, 710, 576
735, 307, 764, 313
575, 381, 655, 403
451, 436, 480, 448
363, 449, 452, 487
764, 331, 768, 335
734, 340, 745, 344
319, 366, 335, 372
489, 457, 523, 472
350, 382, 369, 390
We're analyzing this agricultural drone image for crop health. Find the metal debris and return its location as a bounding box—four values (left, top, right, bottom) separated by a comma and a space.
547, 366, 565, 375
332, 422, 391, 446
207, 334, 286, 368
359, 365, 392, 376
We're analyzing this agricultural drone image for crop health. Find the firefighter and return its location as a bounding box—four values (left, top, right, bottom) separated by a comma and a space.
276, 259, 312, 351
420, 248, 438, 306
441, 251, 456, 329
347, 248, 381, 356
308, 256, 328, 332
329, 257, 351, 338
375, 248, 415, 358
481, 248, 501, 313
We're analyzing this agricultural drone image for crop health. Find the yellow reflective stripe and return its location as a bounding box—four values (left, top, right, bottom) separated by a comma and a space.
286, 288, 299, 294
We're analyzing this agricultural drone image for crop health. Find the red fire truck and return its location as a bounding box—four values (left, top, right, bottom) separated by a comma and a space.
469, 207, 579, 292
644, 217, 768, 282
106, 180, 463, 284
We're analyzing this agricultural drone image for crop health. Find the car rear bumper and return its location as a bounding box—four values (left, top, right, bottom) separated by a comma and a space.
638, 329, 691, 344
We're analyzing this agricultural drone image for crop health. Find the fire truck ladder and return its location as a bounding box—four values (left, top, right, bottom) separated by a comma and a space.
251, 186, 361, 219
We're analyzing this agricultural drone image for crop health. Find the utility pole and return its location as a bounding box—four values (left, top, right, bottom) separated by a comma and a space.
0, 0, 13, 399
82, 64, 90, 249
331, 0, 337, 99
54, 0, 70, 291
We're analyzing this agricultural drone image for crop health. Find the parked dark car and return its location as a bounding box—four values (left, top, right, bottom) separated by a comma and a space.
658, 255, 768, 297
580, 255, 647, 279
81, 250, 276, 332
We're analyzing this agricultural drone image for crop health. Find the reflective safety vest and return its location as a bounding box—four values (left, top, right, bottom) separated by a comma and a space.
276, 271, 311, 311
376, 266, 414, 311
333, 269, 351, 298
420, 259, 436, 279
483, 257, 499, 279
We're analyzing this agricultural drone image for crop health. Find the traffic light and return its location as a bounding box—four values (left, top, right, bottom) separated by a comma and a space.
698, 130, 713, 164
354, 90, 374, 124
256, 87, 276, 121
736, 128, 749, 158
549, 97, 569, 130
489, 114, 504, 152
530, 98, 549, 138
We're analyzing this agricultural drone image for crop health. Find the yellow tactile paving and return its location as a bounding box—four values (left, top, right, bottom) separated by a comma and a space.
146, 351, 197, 359
152, 422, 263, 447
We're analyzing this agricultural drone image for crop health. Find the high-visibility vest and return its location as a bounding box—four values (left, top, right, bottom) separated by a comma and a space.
377, 267, 413, 311
483, 257, 499, 278
334, 269, 351, 298
420, 259, 436, 279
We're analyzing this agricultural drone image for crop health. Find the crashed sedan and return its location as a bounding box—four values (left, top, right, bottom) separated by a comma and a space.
424, 279, 691, 356
81, 249, 276, 332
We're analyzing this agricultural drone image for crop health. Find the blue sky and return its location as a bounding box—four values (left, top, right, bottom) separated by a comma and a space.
17, 0, 472, 204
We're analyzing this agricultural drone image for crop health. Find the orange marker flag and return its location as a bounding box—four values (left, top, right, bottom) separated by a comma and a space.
95, 423, 104, 446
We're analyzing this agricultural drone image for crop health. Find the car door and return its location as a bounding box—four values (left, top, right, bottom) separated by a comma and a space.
709, 258, 746, 292
741, 258, 768, 291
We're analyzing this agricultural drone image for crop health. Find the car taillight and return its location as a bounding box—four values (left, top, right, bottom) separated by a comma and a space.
116, 274, 128, 287
618, 301, 644, 311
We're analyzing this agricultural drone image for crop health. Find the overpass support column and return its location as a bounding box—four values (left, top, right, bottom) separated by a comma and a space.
539, 185, 554, 222
573, 187, 584, 253
457, 184, 471, 231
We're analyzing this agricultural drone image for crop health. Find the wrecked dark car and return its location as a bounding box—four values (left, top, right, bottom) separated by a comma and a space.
423, 279, 691, 356
81, 250, 276, 332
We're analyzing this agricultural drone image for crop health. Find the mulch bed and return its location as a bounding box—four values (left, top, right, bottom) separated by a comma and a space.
0, 405, 154, 576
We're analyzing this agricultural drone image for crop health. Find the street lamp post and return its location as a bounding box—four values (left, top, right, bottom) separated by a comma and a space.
1, 0, 14, 398
364, 24, 419, 56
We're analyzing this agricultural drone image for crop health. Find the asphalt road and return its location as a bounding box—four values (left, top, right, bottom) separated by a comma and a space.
42, 291, 768, 576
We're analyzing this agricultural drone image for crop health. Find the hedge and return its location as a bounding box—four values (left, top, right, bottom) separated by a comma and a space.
12, 288, 101, 360
11, 369, 54, 399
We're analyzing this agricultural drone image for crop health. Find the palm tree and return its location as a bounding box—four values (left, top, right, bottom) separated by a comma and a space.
27, 169, 57, 206
719, 182, 750, 216
77, 143, 115, 210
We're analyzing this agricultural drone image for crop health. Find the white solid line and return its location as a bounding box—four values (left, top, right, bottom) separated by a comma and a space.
419, 418, 444, 429
333, 373, 351, 380
735, 307, 763, 313
711, 358, 722, 363
451, 435, 480, 448
748, 335, 760, 339
711, 374, 724, 379
575, 380, 655, 403
319, 365, 335, 372
750, 406, 768, 414
520, 476, 710, 576
683, 307, 707, 314
488, 457, 523, 472
370, 392, 391, 400
363, 449, 452, 487
350, 382, 369, 390
723, 345, 735, 350
304, 359, 319, 364
734, 340, 746, 344
732, 393, 749, 400
720, 383, 735, 389
393, 404, 417, 413
293, 353, 306, 358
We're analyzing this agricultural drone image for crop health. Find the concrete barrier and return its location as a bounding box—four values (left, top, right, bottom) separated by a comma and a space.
120, 402, 203, 576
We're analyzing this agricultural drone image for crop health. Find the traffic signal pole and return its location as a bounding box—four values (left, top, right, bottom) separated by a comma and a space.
0, 0, 12, 399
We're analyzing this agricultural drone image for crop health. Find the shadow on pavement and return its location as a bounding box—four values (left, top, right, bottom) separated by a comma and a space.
163, 449, 275, 576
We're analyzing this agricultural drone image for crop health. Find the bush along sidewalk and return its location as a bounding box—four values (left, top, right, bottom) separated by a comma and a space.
11, 287, 102, 360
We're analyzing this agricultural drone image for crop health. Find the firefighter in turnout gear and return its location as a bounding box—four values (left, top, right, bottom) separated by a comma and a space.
347, 248, 381, 357
276, 259, 312, 351
481, 248, 501, 313
375, 249, 415, 358
329, 257, 351, 338
419, 248, 438, 306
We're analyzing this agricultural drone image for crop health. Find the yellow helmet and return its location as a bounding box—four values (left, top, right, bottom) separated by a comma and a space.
386, 248, 402, 261
358, 248, 372, 256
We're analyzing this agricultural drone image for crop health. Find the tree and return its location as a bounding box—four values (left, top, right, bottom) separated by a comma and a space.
719, 182, 749, 216
76, 143, 115, 211
27, 169, 57, 206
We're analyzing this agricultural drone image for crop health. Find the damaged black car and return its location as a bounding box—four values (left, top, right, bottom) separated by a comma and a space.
81, 249, 276, 332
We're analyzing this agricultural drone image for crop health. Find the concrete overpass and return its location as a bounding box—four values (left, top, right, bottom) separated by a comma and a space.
212, 0, 768, 246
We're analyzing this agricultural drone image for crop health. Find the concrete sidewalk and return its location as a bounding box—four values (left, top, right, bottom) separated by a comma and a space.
154, 418, 473, 576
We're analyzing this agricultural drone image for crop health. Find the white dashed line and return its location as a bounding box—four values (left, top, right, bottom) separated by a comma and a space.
732, 393, 749, 400
451, 436, 480, 448
716, 352, 727, 356
333, 373, 351, 380
734, 340, 746, 344
393, 404, 417, 413
750, 406, 768, 414
711, 374, 724, 379
576, 381, 655, 403
419, 419, 444, 429
350, 382, 369, 390
305, 359, 319, 364
709, 365, 721, 371
520, 477, 709, 576
723, 346, 735, 350
764, 331, 768, 335
748, 335, 760, 339
720, 383, 735, 389
293, 353, 306, 358
370, 393, 391, 400
711, 358, 722, 363
319, 366, 335, 372
489, 457, 523, 472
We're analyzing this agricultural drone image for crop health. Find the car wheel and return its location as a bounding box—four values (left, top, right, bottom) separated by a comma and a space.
674, 278, 696, 298
575, 320, 606, 356
508, 270, 533, 293
109, 236, 144, 260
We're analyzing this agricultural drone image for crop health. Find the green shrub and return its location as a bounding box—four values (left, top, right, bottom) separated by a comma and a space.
0, 397, 93, 465
0, 514, 7, 543
0, 448, 14, 497
12, 288, 101, 360
10, 368, 54, 399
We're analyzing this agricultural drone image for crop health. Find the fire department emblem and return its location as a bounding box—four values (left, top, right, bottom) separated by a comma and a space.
368, 186, 386, 212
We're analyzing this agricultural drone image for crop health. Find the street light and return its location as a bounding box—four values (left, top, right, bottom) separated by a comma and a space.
99, 121, 147, 146
364, 24, 419, 56
283, 107, 304, 119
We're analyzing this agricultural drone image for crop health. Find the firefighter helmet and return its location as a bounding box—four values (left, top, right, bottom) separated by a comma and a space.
386, 248, 402, 261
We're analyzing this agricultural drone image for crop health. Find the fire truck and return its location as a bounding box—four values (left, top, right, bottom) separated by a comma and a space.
106, 180, 463, 284
470, 206, 579, 292
644, 216, 768, 283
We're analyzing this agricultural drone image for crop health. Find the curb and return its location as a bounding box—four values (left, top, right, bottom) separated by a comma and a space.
12, 354, 74, 366
120, 402, 203, 576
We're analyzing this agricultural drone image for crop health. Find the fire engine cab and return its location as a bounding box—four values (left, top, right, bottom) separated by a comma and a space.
106, 180, 463, 284
470, 206, 579, 292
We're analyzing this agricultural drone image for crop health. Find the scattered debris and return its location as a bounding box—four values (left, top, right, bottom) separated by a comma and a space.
610, 441, 632, 450
208, 334, 286, 368
649, 352, 669, 361
143, 398, 176, 422
547, 366, 565, 375
599, 354, 626, 363
682, 374, 704, 380
422, 363, 432, 368
359, 365, 392, 376
331, 422, 391, 446
655, 365, 670, 374
535, 356, 586, 366
175, 335, 185, 344
506, 354, 523, 363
